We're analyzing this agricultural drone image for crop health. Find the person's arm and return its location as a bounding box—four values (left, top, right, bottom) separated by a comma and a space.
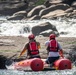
59, 50, 64, 58
45, 41, 50, 54
19, 48, 26, 57
58, 43, 64, 58
37, 42, 41, 49
19, 45, 27, 57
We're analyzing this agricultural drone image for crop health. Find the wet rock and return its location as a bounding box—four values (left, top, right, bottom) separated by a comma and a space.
71, 1, 76, 9
65, 7, 74, 13
62, 0, 76, 6
0, 55, 7, 69
44, 0, 52, 7
0, 1, 28, 15
28, 15, 41, 20
27, 5, 46, 18
41, 9, 67, 19
32, 22, 59, 36
13, 11, 27, 17
39, 4, 70, 17
69, 46, 76, 62
40, 30, 59, 37
7, 15, 24, 20
7, 11, 27, 20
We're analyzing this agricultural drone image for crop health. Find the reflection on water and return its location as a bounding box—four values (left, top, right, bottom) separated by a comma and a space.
0, 69, 76, 75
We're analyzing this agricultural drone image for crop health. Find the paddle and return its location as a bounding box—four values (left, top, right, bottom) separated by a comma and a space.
5, 53, 28, 68
5, 54, 17, 68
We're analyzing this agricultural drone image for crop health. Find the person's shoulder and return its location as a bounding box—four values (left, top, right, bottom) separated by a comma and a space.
35, 40, 40, 45
45, 40, 50, 43
25, 42, 29, 46
45, 40, 50, 46
36, 41, 40, 44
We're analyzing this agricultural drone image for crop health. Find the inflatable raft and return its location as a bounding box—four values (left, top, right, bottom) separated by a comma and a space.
6, 58, 72, 71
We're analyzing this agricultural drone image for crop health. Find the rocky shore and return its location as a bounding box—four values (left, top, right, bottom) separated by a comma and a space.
0, 36, 76, 61
0, 0, 76, 20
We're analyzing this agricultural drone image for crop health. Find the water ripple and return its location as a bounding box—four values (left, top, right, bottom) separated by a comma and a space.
0, 69, 76, 75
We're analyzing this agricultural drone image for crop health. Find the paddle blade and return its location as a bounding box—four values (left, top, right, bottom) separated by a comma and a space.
5, 59, 15, 69
5, 59, 13, 66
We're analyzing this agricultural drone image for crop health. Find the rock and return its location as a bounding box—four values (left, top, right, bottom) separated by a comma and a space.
27, 5, 46, 18
0, 55, 7, 69
41, 9, 67, 19
7, 15, 24, 20
62, 0, 76, 6
40, 29, 59, 37
28, 15, 41, 20
0, 2, 28, 15
32, 22, 59, 36
13, 11, 27, 17
0, 36, 76, 64
0, 36, 76, 65
71, 1, 76, 9
65, 7, 74, 13
68, 46, 76, 62
68, 10, 76, 17
44, 0, 52, 7
39, 4, 70, 16
7, 11, 27, 20
0, 0, 76, 20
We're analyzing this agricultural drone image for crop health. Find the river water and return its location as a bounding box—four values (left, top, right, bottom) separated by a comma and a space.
0, 16, 76, 75
0, 16, 76, 37
0, 68, 76, 75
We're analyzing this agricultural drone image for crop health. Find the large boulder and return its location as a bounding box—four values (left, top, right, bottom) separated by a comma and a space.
68, 46, 76, 62
70, 10, 76, 17
7, 15, 24, 20
7, 11, 27, 20
41, 9, 67, 19
27, 5, 46, 18
65, 7, 74, 13
0, 2, 28, 15
0, 55, 7, 69
39, 4, 70, 16
71, 1, 76, 9
28, 15, 41, 20
62, 0, 76, 6
13, 11, 27, 17
32, 22, 59, 36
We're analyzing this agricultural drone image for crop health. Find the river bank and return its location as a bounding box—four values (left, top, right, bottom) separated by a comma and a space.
0, 36, 76, 69
0, 36, 76, 60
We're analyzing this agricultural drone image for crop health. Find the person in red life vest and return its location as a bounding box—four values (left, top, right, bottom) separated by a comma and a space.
45, 34, 64, 65
19, 34, 41, 59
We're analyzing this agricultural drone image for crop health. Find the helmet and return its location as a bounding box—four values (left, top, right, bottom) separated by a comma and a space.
28, 34, 35, 39
49, 34, 56, 39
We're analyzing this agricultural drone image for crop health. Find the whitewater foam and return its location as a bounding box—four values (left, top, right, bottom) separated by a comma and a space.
0, 18, 76, 37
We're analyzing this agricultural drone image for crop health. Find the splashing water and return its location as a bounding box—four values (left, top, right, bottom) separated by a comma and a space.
0, 17, 76, 37
0, 69, 76, 75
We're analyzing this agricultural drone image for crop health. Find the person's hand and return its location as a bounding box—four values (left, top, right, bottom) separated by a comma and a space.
18, 55, 21, 59
60, 56, 64, 59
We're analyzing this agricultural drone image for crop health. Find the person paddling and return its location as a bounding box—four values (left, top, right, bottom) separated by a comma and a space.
19, 34, 41, 59
45, 34, 64, 66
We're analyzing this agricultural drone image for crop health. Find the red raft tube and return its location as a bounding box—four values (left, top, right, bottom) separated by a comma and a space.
53, 58, 72, 70
14, 58, 44, 71
13, 58, 72, 71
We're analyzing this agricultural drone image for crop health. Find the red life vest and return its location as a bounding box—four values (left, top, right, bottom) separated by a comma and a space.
48, 40, 58, 52
28, 41, 39, 55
